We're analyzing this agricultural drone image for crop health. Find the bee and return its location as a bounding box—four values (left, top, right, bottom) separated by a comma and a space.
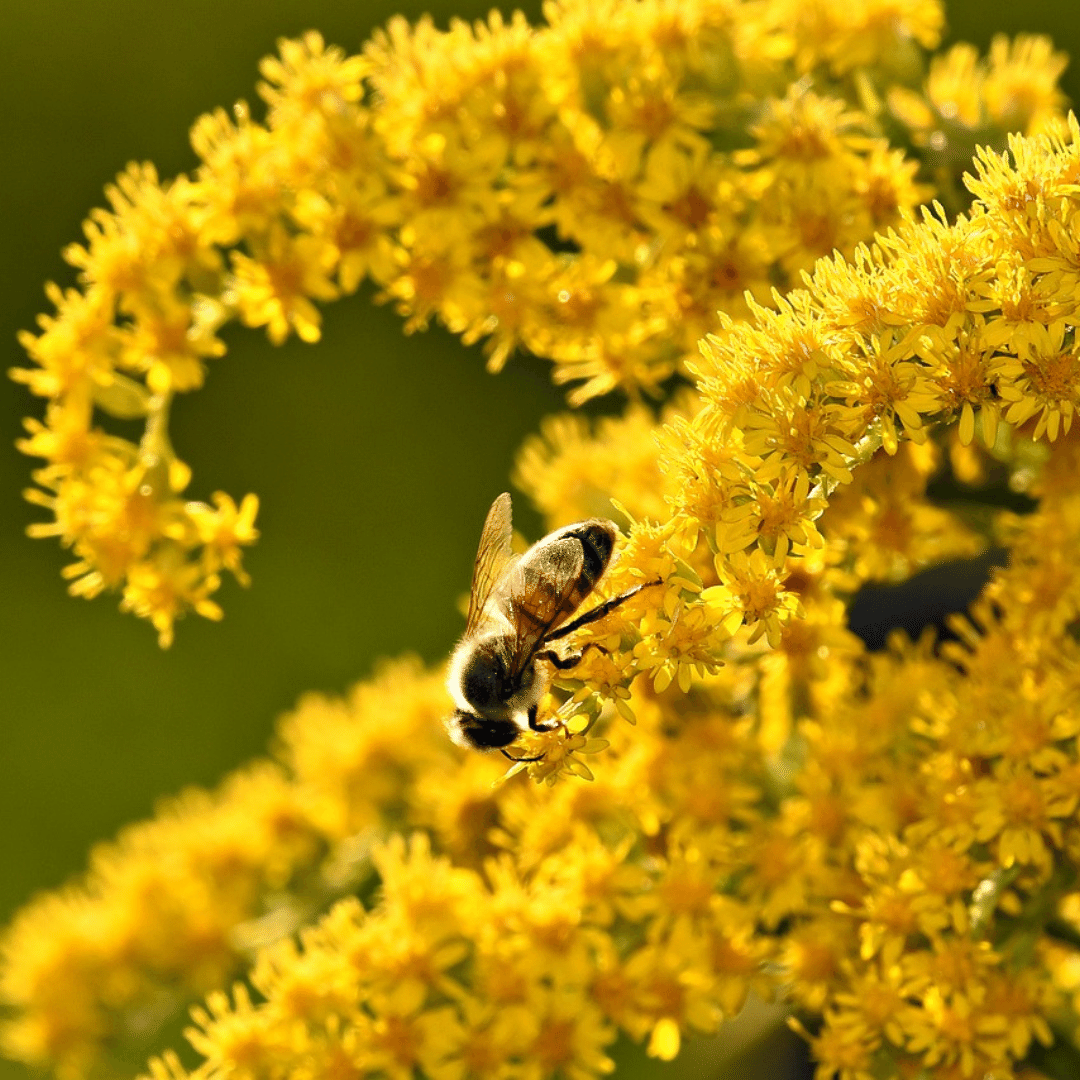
446, 492, 656, 758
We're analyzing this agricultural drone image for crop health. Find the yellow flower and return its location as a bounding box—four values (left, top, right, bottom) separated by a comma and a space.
993, 319, 1080, 441
703, 548, 803, 648
786, 0, 943, 76
13, 285, 119, 400
186, 492, 260, 585
782, 915, 857, 1012
633, 599, 728, 692
258, 31, 370, 119
291, 178, 403, 293
230, 226, 339, 345
971, 764, 1067, 871
185, 984, 295, 1078
512, 403, 683, 527
120, 297, 227, 395
120, 552, 223, 648
522, 989, 615, 1080
793, 1012, 880, 1080
819, 441, 984, 583
720, 466, 825, 564
984, 35, 1069, 136
509, 726, 612, 785
899, 986, 1011, 1076
829, 329, 941, 454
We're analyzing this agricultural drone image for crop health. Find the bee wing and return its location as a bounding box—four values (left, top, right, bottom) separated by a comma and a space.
465, 492, 516, 636
504, 536, 584, 678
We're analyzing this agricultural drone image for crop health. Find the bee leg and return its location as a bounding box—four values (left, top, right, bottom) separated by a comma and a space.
500, 748, 545, 763
544, 579, 663, 644
506, 704, 549, 758
535, 642, 609, 671
526, 701, 561, 733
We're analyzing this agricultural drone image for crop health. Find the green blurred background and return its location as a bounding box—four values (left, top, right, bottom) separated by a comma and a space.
0, 1, 1076, 1077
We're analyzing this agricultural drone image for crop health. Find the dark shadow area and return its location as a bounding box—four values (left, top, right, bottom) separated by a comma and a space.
847, 549, 1008, 650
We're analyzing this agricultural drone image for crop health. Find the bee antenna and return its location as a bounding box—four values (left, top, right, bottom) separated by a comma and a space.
500, 748, 545, 763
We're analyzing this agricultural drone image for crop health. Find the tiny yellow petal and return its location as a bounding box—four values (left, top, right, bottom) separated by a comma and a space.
648, 1018, 681, 1061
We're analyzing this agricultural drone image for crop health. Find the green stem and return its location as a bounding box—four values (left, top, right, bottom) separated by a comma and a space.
140, 390, 174, 463
137, 390, 176, 496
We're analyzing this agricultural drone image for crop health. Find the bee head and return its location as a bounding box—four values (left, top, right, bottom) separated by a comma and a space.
446, 710, 521, 752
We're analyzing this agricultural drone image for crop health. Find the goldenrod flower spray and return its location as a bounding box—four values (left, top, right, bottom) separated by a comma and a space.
7, 2, 1080, 1079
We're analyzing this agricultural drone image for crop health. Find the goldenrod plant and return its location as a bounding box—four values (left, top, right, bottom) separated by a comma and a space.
6, 0, 1080, 1078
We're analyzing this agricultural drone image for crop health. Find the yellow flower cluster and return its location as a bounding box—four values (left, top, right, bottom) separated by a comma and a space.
648, 117, 1080, 672
0, 660, 467, 1077
13, 176, 261, 647
11, 410, 1080, 1080
15, 0, 1064, 644
10, 2, 1080, 1079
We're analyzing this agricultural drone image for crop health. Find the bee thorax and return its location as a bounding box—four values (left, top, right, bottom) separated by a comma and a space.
448, 633, 545, 723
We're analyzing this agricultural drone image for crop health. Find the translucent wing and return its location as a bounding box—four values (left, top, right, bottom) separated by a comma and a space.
504, 536, 584, 678
465, 492, 515, 636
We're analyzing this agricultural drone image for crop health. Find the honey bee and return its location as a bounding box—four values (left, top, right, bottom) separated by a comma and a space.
446, 492, 656, 757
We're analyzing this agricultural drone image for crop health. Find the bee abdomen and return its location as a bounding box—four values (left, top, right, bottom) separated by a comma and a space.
552, 519, 616, 599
